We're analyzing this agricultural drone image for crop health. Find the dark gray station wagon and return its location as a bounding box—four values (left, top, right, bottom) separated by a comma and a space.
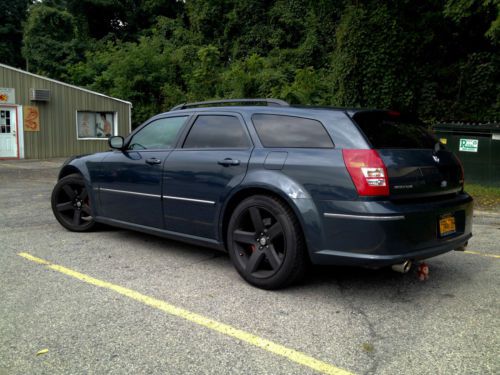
52, 99, 473, 289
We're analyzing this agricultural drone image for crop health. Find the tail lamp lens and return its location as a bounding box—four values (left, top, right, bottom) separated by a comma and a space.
342, 149, 390, 196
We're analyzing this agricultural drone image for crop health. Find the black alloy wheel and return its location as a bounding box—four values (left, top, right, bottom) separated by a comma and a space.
51, 173, 96, 232
228, 195, 306, 289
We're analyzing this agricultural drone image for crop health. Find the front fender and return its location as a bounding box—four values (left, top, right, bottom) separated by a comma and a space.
57, 152, 109, 216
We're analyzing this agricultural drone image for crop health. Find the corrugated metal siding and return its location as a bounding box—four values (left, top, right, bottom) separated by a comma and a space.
0, 65, 131, 159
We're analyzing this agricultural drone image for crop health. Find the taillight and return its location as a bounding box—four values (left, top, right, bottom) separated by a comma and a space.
342, 149, 389, 196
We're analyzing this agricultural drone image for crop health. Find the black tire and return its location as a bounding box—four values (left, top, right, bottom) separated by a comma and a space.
51, 173, 96, 232
227, 195, 307, 289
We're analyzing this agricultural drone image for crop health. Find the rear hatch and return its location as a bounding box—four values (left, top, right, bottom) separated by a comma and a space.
351, 111, 463, 199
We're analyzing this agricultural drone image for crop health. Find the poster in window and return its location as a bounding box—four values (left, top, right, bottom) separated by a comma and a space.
23, 106, 40, 132
77, 112, 96, 138
95, 112, 113, 137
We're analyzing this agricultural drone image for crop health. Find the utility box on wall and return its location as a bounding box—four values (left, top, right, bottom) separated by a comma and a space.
433, 122, 500, 187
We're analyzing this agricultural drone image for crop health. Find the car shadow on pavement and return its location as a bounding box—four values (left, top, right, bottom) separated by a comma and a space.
296, 259, 470, 304
93, 227, 470, 302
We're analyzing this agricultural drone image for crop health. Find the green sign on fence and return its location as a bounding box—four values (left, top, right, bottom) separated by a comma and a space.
459, 138, 479, 152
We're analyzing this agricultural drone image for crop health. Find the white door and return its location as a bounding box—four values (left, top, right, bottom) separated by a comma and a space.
0, 107, 18, 158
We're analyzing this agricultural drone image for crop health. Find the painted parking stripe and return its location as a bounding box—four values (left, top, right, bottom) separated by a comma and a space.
18, 252, 353, 375
463, 250, 500, 259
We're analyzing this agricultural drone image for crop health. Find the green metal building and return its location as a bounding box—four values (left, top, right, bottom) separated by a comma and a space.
0, 63, 132, 160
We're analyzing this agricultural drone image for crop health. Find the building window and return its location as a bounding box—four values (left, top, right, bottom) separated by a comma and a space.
77, 111, 116, 139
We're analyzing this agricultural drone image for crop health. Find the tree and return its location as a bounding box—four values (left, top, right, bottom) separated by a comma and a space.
0, 0, 29, 68
444, 0, 500, 43
70, 16, 201, 124
23, 3, 80, 80
23, 0, 497, 126
330, 4, 416, 111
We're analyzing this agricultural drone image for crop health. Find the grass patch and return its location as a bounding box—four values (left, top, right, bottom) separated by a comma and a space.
464, 183, 500, 211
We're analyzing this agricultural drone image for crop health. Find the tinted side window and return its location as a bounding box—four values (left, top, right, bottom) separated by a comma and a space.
183, 115, 250, 149
252, 114, 334, 148
129, 116, 188, 150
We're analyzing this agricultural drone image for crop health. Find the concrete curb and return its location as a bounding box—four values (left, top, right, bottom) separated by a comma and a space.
474, 210, 500, 218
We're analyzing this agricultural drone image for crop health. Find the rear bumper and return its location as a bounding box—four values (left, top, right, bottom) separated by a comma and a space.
308, 193, 473, 266
312, 232, 471, 267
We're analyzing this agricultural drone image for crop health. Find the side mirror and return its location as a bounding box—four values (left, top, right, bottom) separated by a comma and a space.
108, 136, 124, 150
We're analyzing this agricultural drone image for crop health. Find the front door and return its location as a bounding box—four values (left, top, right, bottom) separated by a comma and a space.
98, 115, 189, 228
163, 113, 253, 240
0, 107, 18, 158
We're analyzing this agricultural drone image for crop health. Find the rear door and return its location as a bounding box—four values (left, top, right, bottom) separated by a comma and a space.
163, 112, 253, 239
352, 111, 463, 199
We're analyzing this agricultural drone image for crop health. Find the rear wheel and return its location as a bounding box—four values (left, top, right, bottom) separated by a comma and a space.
227, 195, 306, 289
51, 173, 96, 232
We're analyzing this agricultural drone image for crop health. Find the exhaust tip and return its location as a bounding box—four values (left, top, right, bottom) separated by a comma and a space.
391, 260, 412, 274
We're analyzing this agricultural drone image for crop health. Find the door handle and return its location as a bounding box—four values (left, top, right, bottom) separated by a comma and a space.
217, 158, 240, 166
145, 157, 162, 165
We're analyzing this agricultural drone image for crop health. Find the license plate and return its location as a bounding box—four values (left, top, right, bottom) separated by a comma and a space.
439, 215, 456, 236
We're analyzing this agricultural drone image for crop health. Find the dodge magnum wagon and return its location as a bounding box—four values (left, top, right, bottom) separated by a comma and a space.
51, 99, 473, 289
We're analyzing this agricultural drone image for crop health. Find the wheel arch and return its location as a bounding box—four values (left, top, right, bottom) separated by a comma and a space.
220, 185, 315, 258
58, 165, 82, 180
57, 162, 99, 216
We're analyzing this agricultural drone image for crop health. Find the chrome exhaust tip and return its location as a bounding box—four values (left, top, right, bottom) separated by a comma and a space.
391, 260, 412, 274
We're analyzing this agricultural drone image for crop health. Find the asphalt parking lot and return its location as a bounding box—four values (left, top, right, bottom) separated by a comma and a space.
0, 159, 499, 375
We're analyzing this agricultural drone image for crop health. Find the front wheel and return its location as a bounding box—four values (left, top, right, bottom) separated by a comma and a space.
51, 173, 96, 232
227, 195, 307, 289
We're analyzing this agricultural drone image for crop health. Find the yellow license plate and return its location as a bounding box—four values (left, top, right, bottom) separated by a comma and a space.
439, 216, 456, 236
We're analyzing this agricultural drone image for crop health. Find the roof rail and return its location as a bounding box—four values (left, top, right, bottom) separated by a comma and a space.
170, 98, 289, 111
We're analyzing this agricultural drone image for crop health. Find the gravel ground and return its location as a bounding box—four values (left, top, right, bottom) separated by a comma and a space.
0, 159, 498, 375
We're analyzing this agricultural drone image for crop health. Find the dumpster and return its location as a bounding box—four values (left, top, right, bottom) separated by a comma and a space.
433, 122, 500, 187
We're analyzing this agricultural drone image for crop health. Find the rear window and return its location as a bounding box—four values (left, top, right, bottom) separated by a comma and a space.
252, 114, 334, 148
353, 111, 438, 149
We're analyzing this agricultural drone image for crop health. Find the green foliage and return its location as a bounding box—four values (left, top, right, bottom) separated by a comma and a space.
220, 54, 288, 98
331, 4, 415, 109
22, 3, 80, 80
0, 0, 29, 68
69, 16, 205, 124
444, 0, 500, 43
280, 67, 331, 105
187, 45, 222, 100
9, 0, 499, 127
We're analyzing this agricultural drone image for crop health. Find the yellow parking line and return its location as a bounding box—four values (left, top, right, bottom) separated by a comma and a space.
18, 252, 353, 375
463, 250, 500, 259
